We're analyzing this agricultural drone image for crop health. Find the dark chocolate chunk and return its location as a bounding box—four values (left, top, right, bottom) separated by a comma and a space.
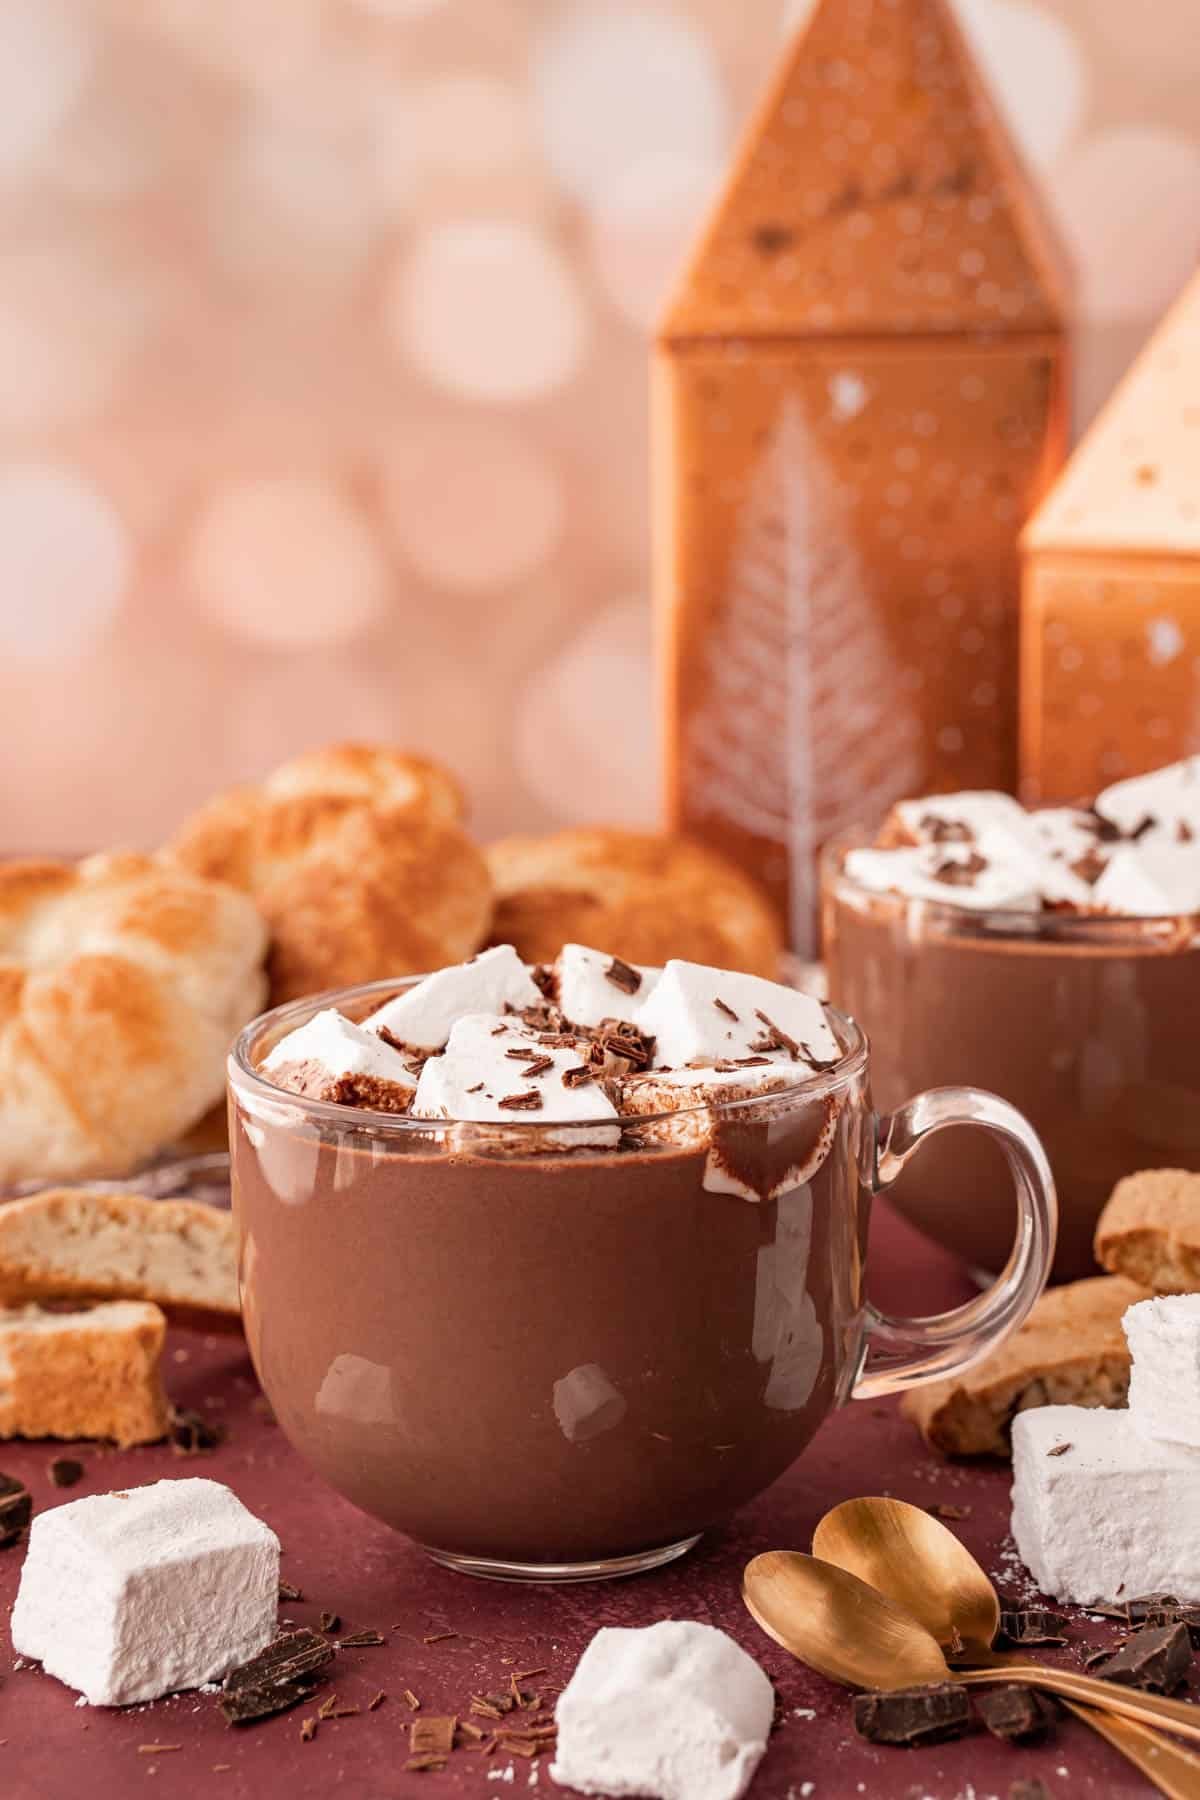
1095, 1622, 1193, 1693
998, 1607, 1069, 1647
224, 1629, 334, 1695
221, 1678, 320, 1725
338, 1630, 385, 1647
48, 1457, 84, 1489
975, 1685, 1059, 1742
170, 1408, 226, 1455
1134, 1600, 1200, 1646
319, 1611, 340, 1634
852, 1682, 971, 1746
278, 1580, 304, 1603
1070, 847, 1109, 885
605, 957, 642, 996
411, 1716, 457, 1759
0, 1473, 32, 1547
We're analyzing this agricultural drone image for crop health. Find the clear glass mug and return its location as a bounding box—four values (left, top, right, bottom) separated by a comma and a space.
228, 977, 1056, 1582
823, 842, 1200, 1280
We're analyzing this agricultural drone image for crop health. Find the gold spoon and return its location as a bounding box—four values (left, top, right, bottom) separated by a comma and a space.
742, 1550, 1200, 1748
814, 1496, 1200, 1799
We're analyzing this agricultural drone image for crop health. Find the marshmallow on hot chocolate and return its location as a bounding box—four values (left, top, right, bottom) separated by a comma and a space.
1096, 757, 1200, 846
412, 1013, 620, 1147
261, 1008, 417, 1110
1125, 1295, 1200, 1448
1090, 842, 1200, 917
842, 843, 1044, 912
638, 960, 838, 1071
551, 1620, 774, 1800
892, 788, 1032, 847
362, 944, 541, 1052
1011, 1407, 1200, 1605
555, 943, 659, 1030
11, 1477, 279, 1705
1028, 806, 1108, 868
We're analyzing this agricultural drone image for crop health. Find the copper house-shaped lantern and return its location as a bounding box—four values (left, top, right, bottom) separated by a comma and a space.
654, 0, 1069, 951
1021, 269, 1200, 804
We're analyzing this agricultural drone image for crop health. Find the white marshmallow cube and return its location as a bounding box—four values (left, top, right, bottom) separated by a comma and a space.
361, 944, 542, 1052
894, 789, 1032, 847
1090, 842, 1200, 917
1125, 1294, 1200, 1448
1096, 757, 1200, 845
842, 843, 1043, 912
551, 1620, 774, 1800
1011, 1406, 1200, 1605
262, 1007, 416, 1093
412, 1013, 619, 1146
555, 943, 659, 1029
11, 1478, 279, 1705
638, 960, 838, 1071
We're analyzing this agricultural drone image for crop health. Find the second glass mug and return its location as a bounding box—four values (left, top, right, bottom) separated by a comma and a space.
229, 978, 1056, 1582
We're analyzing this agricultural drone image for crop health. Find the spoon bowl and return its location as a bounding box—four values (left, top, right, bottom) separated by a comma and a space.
812, 1495, 999, 1649
742, 1550, 949, 1690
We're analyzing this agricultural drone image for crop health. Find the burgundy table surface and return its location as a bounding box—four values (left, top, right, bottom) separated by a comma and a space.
0, 1203, 1168, 1799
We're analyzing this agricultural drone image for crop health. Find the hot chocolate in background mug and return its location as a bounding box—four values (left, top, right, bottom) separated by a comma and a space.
228, 973, 1056, 1582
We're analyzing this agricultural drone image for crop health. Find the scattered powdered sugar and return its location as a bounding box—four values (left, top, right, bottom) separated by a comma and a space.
486, 1770, 516, 1784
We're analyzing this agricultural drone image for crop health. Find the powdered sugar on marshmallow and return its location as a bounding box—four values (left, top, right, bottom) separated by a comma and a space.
412, 1013, 619, 1147
1096, 757, 1200, 846
1125, 1294, 1200, 1448
362, 945, 542, 1052
638, 960, 838, 1071
11, 1478, 279, 1705
555, 943, 659, 1030
1090, 842, 1200, 917
1011, 1406, 1200, 1605
551, 1620, 773, 1800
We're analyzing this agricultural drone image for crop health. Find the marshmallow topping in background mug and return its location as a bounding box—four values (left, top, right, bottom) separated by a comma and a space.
823, 757, 1200, 1283
229, 943, 1055, 1581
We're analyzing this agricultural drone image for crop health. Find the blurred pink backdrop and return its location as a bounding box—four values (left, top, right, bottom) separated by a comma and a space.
0, 0, 1197, 850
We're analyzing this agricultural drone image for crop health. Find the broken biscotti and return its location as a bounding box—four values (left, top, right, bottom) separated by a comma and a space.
0, 1189, 239, 1324
0, 1301, 170, 1447
1095, 1169, 1200, 1294
902, 1275, 1147, 1457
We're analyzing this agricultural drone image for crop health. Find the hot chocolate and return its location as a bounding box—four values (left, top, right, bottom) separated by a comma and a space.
824, 758, 1200, 1279
229, 944, 1055, 1578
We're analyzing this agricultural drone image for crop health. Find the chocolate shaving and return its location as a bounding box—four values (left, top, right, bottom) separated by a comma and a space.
423, 1631, 458, 1644
169, 1408, 225, 1456
405, 1757, 446, 1773
411, 1717, 457, 1759
368, 1691, 386, 1711
1094, 1622, 1193, 1692
919, 813, 974, 844
712, 996, 739, 1021
853, 1682, 971, 1746
403, 1689, 422, 1710
605, 957, 642, 995
1131, 814, 1157, 841
530, 963, 556, 1000
998, 1607, 1069, 1647
561, 1064, 593, 1088
48, 1457, 84, 1489
932, 851, 988, 887
1070, 846, 1109, 885
595, 1024, 655, 1070
466, 1082, 485, 1094
299, 1717, 317, 1742
497, 1089, 543, 1111
799, 1040, 839, 1071
1180, 821, 1195, 843
278, 1580, 303, 1603
926, 1502, 972, 1521
975, 1686, 1059, 1743
749, 1009, 801, 1060
0, 1473, 32, 1548
1046, 1442, 1072, 1457
338, 1630, 385, 1647
319, 1611, 340, 1634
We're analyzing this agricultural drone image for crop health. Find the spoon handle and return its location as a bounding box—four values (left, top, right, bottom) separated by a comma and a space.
1064, 1701, 1200, 1800
956, 1666, 1200, 1745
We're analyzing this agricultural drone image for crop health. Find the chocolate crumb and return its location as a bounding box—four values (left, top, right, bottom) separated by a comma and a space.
0, 1473, 32, 1548
605, 957, 642, 995
48, 1457, 84, 1489
975, 1685, 1059, 1742
1180, 821, 1195, 843
338, 1630, 385, 1647
299, 1718, 317, 1743
278, 1580, 303, 1603
1046, 1442, 1072, 1457
927, 1502, 972, 1521
319, 1612, 340, 1635
169, 1408, 225, 1456
497, 1089, 543, 1111
713, 996, 739, 1021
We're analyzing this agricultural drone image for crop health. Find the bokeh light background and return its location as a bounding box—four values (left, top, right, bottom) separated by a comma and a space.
1, 0, 1198, 849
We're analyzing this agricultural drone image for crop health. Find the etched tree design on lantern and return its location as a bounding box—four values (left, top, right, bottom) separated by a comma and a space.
684, 395, 923, 953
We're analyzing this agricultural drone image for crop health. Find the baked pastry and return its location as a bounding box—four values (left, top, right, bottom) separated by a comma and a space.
1096, 1169, 1200, 1293
0, 1190, 239, 1324
486, 829, 783, 976
171, 744, 491, 1004
0, 1301, 169, 1446
902, 1275, 1146, 1457
0, 854, 267, 1187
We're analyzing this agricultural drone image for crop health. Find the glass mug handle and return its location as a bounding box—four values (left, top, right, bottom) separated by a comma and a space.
852, 1087, 1058, 1400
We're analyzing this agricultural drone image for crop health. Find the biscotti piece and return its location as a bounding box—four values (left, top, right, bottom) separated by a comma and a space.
902, 1275, 1146, 1457
12, 1478, 279, 1704
1096, 1170, 1200, 1294
0, 1301, 169, 1447
0, 1189, 238, 1323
